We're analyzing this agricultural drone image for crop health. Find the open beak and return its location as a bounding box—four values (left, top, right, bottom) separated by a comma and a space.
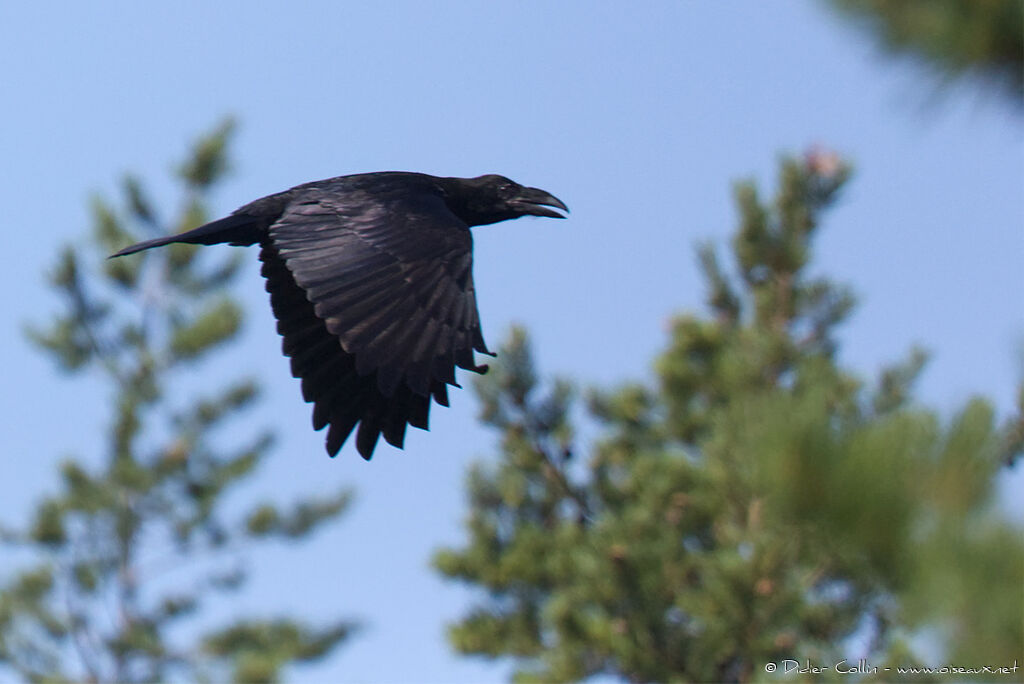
512, 186, 570, 219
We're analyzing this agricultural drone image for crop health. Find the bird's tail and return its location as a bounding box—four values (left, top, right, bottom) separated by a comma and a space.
110, 213, 263, 258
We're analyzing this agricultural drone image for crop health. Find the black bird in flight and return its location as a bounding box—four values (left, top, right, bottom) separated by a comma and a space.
112, 172, 568, 459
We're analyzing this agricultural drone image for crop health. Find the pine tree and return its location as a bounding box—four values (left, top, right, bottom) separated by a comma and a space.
435, 150, 1023, 682
827, 0, 1023, 105
0, 120, 353, 683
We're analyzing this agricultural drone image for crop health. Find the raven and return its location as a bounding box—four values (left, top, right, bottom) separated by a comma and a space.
111, 172, 568, 459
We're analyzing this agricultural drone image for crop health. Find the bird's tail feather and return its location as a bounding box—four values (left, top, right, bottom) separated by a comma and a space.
109, 213, 262, 258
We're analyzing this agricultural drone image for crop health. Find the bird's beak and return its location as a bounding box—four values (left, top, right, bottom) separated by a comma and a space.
512, 187, 569, 219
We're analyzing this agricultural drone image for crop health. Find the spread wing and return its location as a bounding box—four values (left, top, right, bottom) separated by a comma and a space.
260, 191, 492, 459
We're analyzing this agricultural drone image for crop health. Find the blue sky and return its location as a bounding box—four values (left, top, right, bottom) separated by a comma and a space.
2, 2, 1021, 682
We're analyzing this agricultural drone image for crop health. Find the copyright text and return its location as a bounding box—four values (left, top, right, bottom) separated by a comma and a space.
763, 659, 1019, 677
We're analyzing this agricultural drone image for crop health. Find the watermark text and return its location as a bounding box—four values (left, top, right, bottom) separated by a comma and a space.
763, 658, 1019, 677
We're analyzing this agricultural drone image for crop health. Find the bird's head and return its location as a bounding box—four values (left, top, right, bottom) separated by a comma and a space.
442, 174, 569, 226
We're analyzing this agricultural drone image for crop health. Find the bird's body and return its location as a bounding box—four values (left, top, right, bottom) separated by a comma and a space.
112, 172, 567, 459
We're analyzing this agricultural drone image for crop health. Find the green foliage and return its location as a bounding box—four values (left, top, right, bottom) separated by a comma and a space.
436, 151, 1023, 682
1, 120, 351, 683
202, 620, 356, 684
828, 0, 1024, 105
179, 117, 237, 189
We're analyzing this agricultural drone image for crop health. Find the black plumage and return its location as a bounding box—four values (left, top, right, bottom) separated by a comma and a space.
111, 172, 568, 459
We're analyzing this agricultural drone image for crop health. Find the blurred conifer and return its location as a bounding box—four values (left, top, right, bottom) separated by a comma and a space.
436, 151, 1023, 682
1, 120, 353, 683
828, 0, 1023, 106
